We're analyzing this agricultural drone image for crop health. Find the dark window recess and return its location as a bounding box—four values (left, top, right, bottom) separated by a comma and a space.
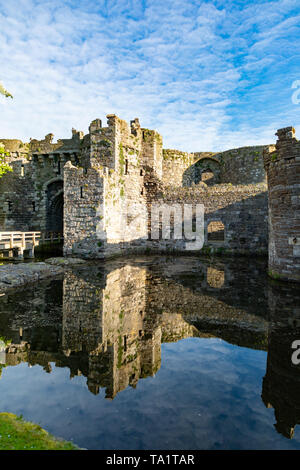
80, 187, 84, 198
7, 201, 12, 212
125, 159, 128, 175
141, 188, 144, 195
140, 169, 143, 176
124, 335, 127, 352
32, 201, 36, 212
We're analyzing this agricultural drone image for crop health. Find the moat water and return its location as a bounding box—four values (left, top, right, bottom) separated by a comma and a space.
0, 255, 300, 450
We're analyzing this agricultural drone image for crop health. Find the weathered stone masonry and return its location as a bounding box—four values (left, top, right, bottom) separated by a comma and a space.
264, 127, 300, 282
0, 130, 82, 233
0, 113, 286, 261
63, 115, 271, 258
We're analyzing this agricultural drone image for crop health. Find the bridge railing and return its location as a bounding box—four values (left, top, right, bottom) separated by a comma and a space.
0, 231, 41, 248
40, 231, 63, 242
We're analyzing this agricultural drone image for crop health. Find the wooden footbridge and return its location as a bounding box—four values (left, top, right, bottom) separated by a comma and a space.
0, 232, 63, 259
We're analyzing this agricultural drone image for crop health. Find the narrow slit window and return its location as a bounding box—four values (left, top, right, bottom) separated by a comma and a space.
80, 187, 84, 198
32, 201, 36, 212
125, 159, 128, 175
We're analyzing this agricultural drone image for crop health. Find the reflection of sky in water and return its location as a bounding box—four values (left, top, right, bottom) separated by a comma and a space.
1, 337, 300, 450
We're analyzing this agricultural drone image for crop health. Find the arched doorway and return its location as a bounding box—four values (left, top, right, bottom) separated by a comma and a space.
46, 180, 64, 234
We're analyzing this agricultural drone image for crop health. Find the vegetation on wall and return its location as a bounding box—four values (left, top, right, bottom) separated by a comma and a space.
0, 145, 13, 178
0, 81, 13, 176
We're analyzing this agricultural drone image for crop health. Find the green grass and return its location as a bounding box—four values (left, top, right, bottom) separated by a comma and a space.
0, 413, 79, 450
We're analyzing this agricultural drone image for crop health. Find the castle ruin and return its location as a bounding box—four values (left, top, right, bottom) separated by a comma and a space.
0, 115, 299, 280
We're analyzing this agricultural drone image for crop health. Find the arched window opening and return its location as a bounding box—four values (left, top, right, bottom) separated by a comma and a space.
207, 221, 225, 242
190, 158, 221, 187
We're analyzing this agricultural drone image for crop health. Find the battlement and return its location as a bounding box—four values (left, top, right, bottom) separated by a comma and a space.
264, 126, 300, 169
275, 126, 296, 141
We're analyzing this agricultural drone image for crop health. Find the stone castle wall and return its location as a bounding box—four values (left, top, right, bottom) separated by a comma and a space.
0, 113, 276, 260
150, 183, 268, 254
215, 145, 267, 185
161, 146, 267, 188
264, 127, 300, 282
63, 115, 151, 258
0, 130, 82, 232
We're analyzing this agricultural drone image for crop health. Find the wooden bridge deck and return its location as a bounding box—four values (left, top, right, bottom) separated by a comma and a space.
0, 232, 63, 258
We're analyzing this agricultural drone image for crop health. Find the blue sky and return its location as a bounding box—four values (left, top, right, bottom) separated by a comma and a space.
0, 0, 299, 151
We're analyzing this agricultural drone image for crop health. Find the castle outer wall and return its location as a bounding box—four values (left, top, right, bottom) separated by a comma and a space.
264, 127, 300, 282
1, 114, 272, 259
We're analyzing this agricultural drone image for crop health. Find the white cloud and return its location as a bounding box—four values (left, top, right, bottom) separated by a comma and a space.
0, 0, 299, 152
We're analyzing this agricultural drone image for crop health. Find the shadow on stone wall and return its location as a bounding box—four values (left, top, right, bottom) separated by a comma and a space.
64, 189, 268, 259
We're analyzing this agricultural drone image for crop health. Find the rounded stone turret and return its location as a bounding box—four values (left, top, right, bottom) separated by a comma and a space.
263, 127, 300, 282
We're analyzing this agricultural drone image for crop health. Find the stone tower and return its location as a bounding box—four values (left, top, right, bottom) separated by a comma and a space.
264, 127, 300, 282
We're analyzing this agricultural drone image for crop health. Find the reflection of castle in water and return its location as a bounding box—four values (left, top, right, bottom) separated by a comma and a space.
262, 283, 300, 439
1, 257, 300, 438
0, 258, 267, 397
